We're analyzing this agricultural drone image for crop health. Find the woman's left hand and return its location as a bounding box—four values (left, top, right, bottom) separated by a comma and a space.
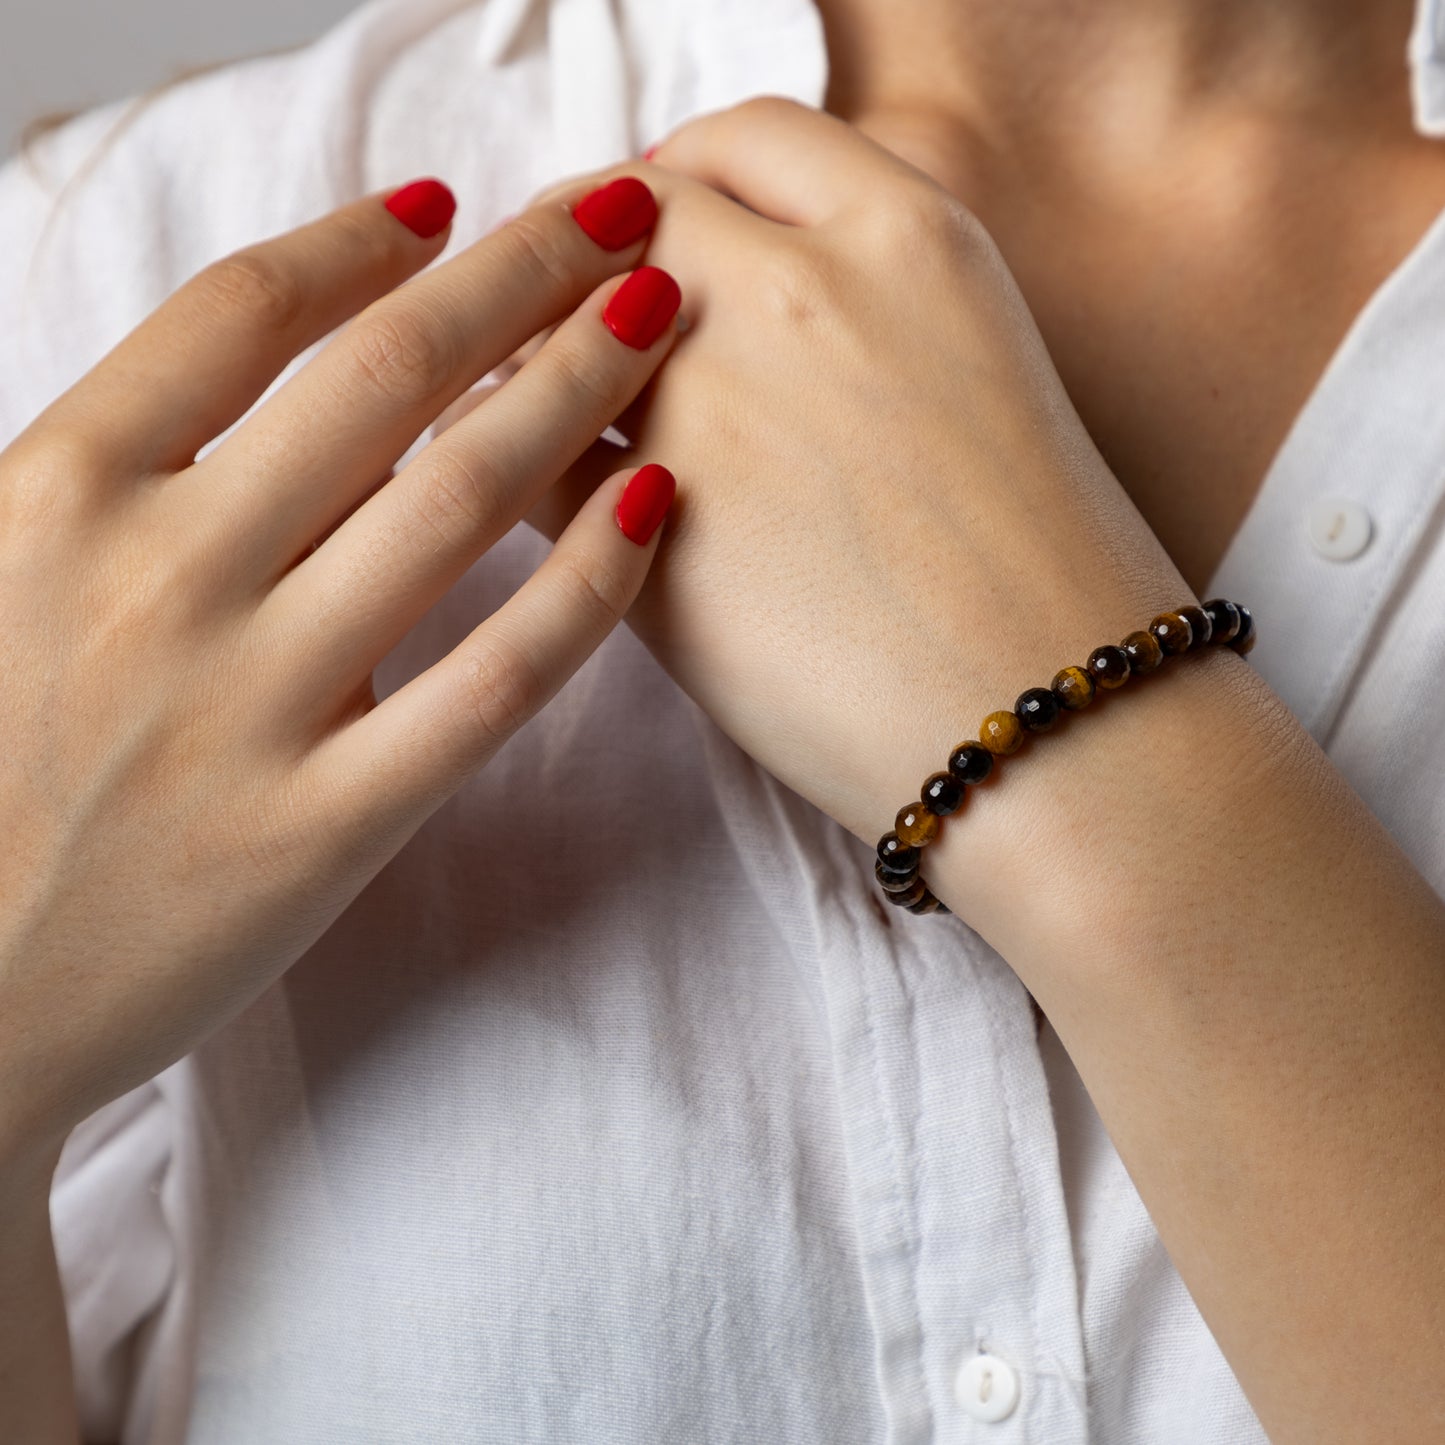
514, 99, 1233, 853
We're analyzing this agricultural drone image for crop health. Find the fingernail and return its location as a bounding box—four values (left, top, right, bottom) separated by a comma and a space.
616, 463, 676, 545
602, 266, 681, 349
571, 176, 658, 249
384, 178, 457, 238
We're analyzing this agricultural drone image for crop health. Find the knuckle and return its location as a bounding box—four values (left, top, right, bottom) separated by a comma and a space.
869, 184, 986, 259
537, 337, 621, 416
730, 95, 805, 127
498, 213, 578, 295
345, 304, 458, 409
758, 244, 836, 327
460, 634, 546, 748
552, 546, 632, 631
197, 251, 307, 333
405, 443, 505, 548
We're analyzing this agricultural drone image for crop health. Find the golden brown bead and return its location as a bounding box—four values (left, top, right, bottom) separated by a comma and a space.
979, 709, 1024, 755
1177, 603, 1212, 649
1148, 611, 1193, 655
906, 889, 942, 915
1120, 629, 1164, 675
1086, 645, 1131, 689
895, 802, 941, 848
1051, 665, 1095, 711
884, 875, 928, 907
875, 860, 919, 893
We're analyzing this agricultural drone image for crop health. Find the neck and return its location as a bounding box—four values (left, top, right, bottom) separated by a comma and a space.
818, 0, 1420, 160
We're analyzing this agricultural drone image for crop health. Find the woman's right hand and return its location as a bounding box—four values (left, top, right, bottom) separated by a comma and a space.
0, 171, 681, 1172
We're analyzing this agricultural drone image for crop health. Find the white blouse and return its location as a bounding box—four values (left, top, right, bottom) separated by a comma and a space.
4, 1, 1445, 1440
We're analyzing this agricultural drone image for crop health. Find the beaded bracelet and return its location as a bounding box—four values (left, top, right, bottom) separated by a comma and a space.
876, 598, 1258, 915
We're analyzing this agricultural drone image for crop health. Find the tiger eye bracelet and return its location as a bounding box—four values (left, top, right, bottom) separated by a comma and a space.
875, 598, 1258, 915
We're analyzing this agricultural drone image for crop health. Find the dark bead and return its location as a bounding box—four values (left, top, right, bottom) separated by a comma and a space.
1086, 644, 1130, 689
895, 801, 941, 848
876, 832, 919, 876
1201, 597, 1241, 645
948, 741, 994, 785
906, 889, 941, 915
1051, 665, 1095, 710
875, 859, 919, 893
935, 900, 951, 915
1148, 611, 1193, 655
1121, 629, 1164, 674
1014, 686, 1061, 732
1230, 604, 1257, 656
885, 875, 928, 908
1177, 603, 1212, 649
980, 710, 1025, 755
921, 771, 965, 816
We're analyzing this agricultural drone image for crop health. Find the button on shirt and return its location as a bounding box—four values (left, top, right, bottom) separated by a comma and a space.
4, 1, 1445, 1441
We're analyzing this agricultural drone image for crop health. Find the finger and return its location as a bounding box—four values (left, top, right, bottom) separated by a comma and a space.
651, 95, 912, 226
30, 178, 458, 482
304, 461, 677, 832
198, 173, 662, 581
261, 264, 682, 708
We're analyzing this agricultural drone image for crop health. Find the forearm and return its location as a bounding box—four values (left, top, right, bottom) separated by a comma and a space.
929, 644, 1445, 1444
0, 1139, 80, 1445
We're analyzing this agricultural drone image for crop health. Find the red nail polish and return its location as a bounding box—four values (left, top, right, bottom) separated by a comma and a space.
571, 176, 658, 250
384, 178, 457, 238
616, 463, 676, 545
602, 266, 681, 349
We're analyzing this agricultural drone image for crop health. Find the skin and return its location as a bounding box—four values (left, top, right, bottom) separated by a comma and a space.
4, 3, 1444, 1442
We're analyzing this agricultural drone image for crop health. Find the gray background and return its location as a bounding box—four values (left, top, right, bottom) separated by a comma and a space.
1, 0, 359, 161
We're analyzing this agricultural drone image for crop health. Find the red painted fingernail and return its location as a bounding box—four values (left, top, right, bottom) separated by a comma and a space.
571, 176, 658, 249
616, 463, 676, 545
384, 178, 457, 238
602, 266, 681, 349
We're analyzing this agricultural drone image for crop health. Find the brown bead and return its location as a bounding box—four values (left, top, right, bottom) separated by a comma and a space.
1230, 604, 1257, 655
876, 832, 919, 876
895, 801, 941, 848
1201, 597, 1241, 645
1177, 603, 1212, 649
875, 859, 919, 893
1014, 686, 1061, 732
1148, 611, 1193, 655
1051, 665, 1095, 711
1120, 629, 1164, 675
1086, 644, 1131, 689
979, 709, 1024, 755
884, 875, 928, 907
948, 741, 994, 785
906, 889, 941, 915
921, 771, 965, 816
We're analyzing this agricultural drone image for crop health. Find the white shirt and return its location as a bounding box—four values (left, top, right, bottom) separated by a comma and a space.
5, 1, 1445, 1440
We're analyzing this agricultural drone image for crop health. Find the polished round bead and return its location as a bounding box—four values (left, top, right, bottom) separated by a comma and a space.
979, 710, 1025, 755
876, 832, 920, 876
906, 889, 942, 915
1120, 629, 1164, 675
1177, 603, 1212, 649
895, 801, 941, 848
875, 859, 919, 893
948, 741, 994, 785
1230, 604, 1257, 655
1051, 665, 1096, 711
1148, 611, 1194, 655
921, 771, 965, 816
884, 875, 928, 908
1201, 597, 1241, 645
1086, 644, 1131, 689
1014, 686, 1061, 732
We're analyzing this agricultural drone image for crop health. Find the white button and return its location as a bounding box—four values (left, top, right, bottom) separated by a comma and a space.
1306, 497, 1373, 560
954, 1351, 1020, 1422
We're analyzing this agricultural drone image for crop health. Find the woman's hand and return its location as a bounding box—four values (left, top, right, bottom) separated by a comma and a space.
0, 173, 682, 1168
522, 100, 1246, 869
